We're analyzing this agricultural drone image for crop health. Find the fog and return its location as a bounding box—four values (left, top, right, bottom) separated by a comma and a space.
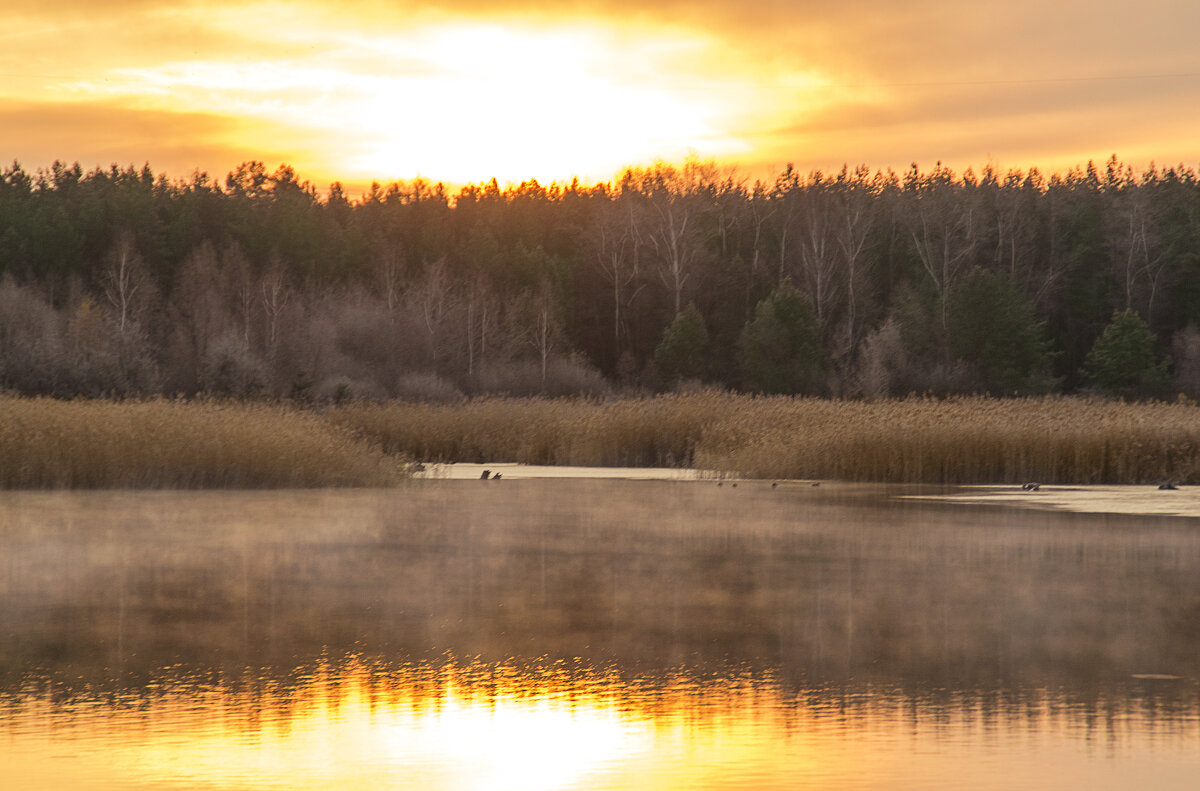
3, 481, 1198, 701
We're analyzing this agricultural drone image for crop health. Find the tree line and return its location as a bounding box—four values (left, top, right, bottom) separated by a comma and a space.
1, 154, 1198, 401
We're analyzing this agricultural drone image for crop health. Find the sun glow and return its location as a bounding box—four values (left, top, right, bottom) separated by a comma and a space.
346, 24, 748, 185
50, 5, 773, 188
4, 0, 1200, 192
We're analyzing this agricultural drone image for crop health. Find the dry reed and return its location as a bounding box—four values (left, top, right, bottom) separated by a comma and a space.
0, 396, 403, 488
332, 394, 1200, 485
694, 395, 1200, 484
8, 393, 1200, 488
329, 395, 714, 468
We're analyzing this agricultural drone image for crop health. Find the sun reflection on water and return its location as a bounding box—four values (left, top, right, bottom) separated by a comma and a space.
4, 657, 1200, 791
4, 659, 758, 791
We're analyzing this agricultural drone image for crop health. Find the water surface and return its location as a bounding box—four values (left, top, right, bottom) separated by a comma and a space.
2, 480, 1198, 789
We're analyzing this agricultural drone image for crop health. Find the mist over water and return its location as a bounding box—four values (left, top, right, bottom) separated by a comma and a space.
2, 481, 1199, 789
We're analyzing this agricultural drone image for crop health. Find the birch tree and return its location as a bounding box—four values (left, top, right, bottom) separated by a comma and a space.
592, 190, 644, 363
102, 231, 148, 334
903, 163, 978, 336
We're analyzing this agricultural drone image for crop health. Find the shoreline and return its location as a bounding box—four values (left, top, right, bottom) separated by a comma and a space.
413, 462, 706, 480
415, 462, 1200, 519
906, 484, 1200, 519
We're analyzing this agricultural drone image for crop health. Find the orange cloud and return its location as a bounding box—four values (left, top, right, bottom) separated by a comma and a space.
2, 0, 1198, 190
0, 100, 310, 179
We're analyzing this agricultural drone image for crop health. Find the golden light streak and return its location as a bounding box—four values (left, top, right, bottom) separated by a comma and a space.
5, 659, 1198, 791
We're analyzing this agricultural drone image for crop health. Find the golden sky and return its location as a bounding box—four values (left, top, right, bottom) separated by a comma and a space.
3, 0, 1199, 191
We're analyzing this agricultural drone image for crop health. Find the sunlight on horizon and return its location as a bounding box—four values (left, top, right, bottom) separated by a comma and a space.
50, 7, 809, 187
4, 1, 1196, 192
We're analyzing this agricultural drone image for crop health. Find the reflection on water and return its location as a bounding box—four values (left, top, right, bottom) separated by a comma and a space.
4, 658, 1199, 791
2, 481, 1200, 789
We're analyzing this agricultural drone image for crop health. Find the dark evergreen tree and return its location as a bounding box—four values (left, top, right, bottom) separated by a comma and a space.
948, 268, 1057, 394
654, 303, 709, 385
1082, 309, 1169, 398
739, 283, 825, 394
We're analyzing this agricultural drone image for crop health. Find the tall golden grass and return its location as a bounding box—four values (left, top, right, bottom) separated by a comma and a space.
332, 393, 1200, 485
7, 393, 1200, 488
329, 396, 707, 468
0, 396, 402, 488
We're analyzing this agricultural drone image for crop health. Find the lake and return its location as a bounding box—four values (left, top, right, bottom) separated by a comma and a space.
2, 478, 1198, 789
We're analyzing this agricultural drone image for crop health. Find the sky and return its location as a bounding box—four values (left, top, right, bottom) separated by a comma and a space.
2, 0, 1199, 192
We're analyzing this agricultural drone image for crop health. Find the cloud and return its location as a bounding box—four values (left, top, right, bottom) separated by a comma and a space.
2, 0, 1198, 184
0, 100, 313, 181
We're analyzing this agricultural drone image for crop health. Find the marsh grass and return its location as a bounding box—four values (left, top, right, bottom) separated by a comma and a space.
691, 395, 1200, 484
330, 396, 710, 468
333, 394, 1200, 484
0, 396, 402, 488
8, 393, 1200, 488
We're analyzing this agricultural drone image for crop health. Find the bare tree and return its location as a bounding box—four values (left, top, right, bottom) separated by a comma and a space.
463, 270, 497, 378
259, 257, 291, 360
102, 231, 148, 334
219, 242, 256, 346
903, 163, 978, 334
377, 245, 404, 314
628, 159, 715, 316
746, 181, 775, 285
793, 172, 839, 330
406, 257, 454, 371
772, 164, 802, 284
988, 167, 1032, 278
592, 191, 645, 363
519, 282, 562, 391
1108, 180, 1168, 322
167, 241, 228, 390
832, 165, 878, 356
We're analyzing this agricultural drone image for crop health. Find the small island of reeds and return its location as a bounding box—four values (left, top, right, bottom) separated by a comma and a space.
6, 392, 1200, 488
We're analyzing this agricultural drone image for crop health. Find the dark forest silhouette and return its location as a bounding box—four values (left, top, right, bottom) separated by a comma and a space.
1, 154, 1198, 401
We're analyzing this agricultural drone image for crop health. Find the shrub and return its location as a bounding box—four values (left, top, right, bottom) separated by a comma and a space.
394, 371, 465, 403
201, 331, 266, 398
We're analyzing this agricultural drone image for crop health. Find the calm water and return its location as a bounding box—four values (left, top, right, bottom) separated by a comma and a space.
2, 480, 1198, 790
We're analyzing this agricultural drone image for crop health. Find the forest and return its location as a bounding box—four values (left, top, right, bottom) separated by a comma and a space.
0, 154, 1197, 402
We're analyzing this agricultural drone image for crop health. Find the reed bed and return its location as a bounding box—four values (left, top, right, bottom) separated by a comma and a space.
329, 395, 715, 468
0, 396, 403, 488
333, 394, 1200, 485
8, 393, 1200, 488
689, 395, 1200, 484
